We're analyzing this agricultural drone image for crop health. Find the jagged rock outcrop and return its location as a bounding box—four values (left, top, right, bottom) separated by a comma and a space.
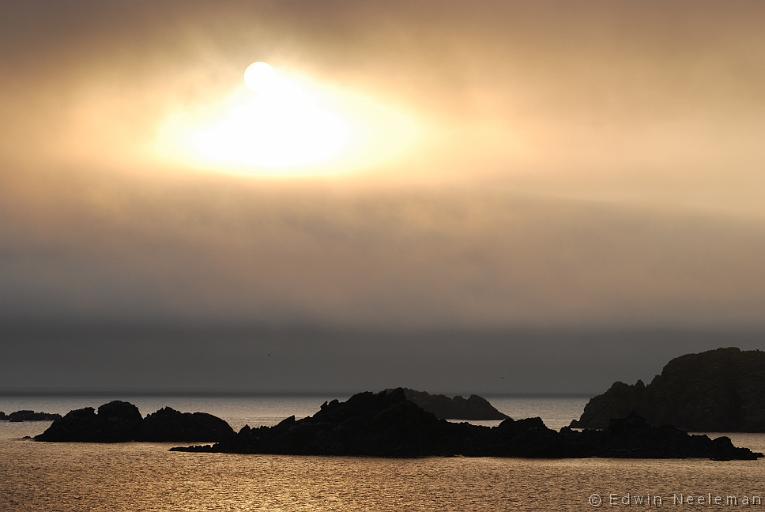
35, 401, 233, 442
171, 389, 761, 460
397, 388, 507, 420
571, 347, 765, 431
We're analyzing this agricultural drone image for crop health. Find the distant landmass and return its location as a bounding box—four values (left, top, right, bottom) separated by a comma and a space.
0, 410, 61, 422
35, 401, 233, 442
396, 388, 507, 420
172, 389, 760, 460
571, 347, 765, 432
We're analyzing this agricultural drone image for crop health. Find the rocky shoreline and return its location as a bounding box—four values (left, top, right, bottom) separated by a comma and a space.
25, 384, 764, 460
171, 389, 762, 461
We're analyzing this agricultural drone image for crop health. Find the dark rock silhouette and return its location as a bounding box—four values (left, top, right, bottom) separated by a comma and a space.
97, 401, 144, 440
35, 401, 142, 442
397, 388, 507, 420
0, 410, 61, 422
6, 410, 62, 422
35, 401, 234, 443
571, 347, 765, 432
141, 407, 234, 442
171, 389, 761, 460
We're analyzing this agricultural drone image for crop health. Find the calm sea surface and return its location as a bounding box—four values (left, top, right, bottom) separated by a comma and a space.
1, 395, 763, 511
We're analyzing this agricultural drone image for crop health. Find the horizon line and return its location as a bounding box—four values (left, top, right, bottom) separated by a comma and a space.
0, 389, 594, 398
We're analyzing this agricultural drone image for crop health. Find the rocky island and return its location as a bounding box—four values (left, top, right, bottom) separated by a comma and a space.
35, 401, 233, 442
0, 410, 61, 422
571, 347, 765, 432
397, 388, 507, 420
171, 389, 761, 460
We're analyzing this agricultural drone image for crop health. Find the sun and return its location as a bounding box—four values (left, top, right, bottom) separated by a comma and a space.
243, 61, 277, 91
190, 62, 353, 172
153, 62, 421, 177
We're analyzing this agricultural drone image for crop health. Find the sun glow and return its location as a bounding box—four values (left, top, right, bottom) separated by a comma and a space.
153, 62, 420, 177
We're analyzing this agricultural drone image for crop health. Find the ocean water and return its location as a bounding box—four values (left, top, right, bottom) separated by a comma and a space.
0, 395, 763, 511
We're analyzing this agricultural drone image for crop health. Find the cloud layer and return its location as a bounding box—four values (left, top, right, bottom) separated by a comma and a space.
1, 0, 764, 392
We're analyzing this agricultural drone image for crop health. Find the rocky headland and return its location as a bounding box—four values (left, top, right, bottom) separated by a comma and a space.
571, 347, 765, 432
397, 388, 507, 420
35, 401, 233, 442
171, 389, 761, 460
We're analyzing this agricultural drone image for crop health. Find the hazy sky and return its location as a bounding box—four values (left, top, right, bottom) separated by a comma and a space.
1, 0, 764, 394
